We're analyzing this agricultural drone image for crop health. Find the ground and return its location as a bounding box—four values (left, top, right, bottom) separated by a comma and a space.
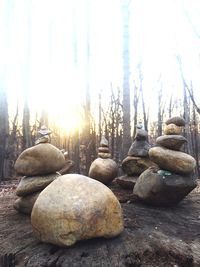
0, 179, 200, 267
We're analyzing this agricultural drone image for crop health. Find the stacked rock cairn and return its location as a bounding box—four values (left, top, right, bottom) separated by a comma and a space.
116, 126, 153, 189
89, 136, 118, 185
14, 126, 74, 215
133, 116, 197, 206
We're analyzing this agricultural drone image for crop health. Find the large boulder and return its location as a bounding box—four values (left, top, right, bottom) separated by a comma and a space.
14, 143, 65, 176
149, 147, 196, 174
89, 158, 118, 184
122, 156, 154, 176
133, 167, 197, 206
156, 135, 187, 151
14, 192, 40, 215
31, 174, 124, 246
16, 173, 60, 196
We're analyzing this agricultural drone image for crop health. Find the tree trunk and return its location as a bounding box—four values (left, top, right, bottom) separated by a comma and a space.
122, 0, 131, 157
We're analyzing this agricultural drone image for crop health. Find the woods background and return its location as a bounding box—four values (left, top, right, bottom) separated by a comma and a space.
0, 0, 200, 180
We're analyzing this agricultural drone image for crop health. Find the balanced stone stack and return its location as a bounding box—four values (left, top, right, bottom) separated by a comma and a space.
133, 116, 197, 206
31, 174, 124, 246
89, 136, 118, 185
14, 127, 67, 215
116, 128, 153, 189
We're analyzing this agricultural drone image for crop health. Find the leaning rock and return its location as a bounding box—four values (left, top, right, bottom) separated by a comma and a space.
164, 124, 182, 135
149, 147, 196, 174
14, 192, 40, 215
128, 140, 151, 157
31, 174, 124, 246
14, 143, 65, 176
122, 156, 154, 176
115, 175, 138, 189
135, 129, 148, 141
165, 116, 186, 127
156, 135, 187, 151
16, 173, 60, 196
100, 136, 109, 147
133, 167, 197, 206
89, 158, 118, 184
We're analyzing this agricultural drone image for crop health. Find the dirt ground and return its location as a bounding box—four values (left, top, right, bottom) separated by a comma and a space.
0, 179, 200, 267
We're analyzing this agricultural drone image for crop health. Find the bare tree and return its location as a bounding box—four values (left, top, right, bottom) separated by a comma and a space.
122, 0, 131, 157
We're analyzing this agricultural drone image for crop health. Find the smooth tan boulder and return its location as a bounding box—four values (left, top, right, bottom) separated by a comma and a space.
164, 124, 182, 135
14, 192, 40, 215
89, 158, 118, 184
14, 143, 65, 176
31, 174, 124, 246
122, 156, 155, 176
149, 147, 196, 174
16, 173, 60, 196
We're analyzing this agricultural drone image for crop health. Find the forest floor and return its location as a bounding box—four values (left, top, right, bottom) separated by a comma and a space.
0, 179, 200, 267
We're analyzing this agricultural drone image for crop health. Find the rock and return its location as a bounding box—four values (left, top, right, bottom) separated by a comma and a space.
98, 147, 110, 153
31, 174, 124, 246
149, 147, 196, 174
164, 124, 182, 135
128, 140, 151, 157
16, 173, 60, 196
122, 156, 154, 176
14, 143, 66, 176
156, 135, 187, 150
115, 175, 138, 189
14, 192, 40, 215
133, 167, 197, 206
89, 158, 118, 184
135, 129, 148, 141
58, 160, 75, 175
100, 136, 109, 147
98, 152, 111, 159
165, 117, 186, 127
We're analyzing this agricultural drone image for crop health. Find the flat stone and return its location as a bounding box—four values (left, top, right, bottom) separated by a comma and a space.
31, 174, 124, 246
98, 147, 110, 153
149, 147, 196, 174
133, 167, 197, 206
15, 143, 66, 176
164, 124, 182, 135
156, 135, 187, 150
98, 152, 111, 159
128, 140, 151, 157
16, 173, 60, 196
14, 192, 40, 215
122, 156, 155, 176
89, 158, 118, 184
165, 116, 186, 126
115, 175, 138, 189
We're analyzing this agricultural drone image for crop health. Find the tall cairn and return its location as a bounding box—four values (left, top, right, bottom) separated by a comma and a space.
133, 116, 197, 206
89, 136, 118, 185
116, 127, 154, 189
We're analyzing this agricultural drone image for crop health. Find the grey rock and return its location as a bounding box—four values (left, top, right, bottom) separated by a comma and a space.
156, 135, 187, 150
135, 129, 148, 141
14, 192, 40, 215
133, 167, 197, 206
128, 140, 151, 157
165, 117, 186, 127
100, 136, 108, 147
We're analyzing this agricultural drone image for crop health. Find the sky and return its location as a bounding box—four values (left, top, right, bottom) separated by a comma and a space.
0, 0, 200, 131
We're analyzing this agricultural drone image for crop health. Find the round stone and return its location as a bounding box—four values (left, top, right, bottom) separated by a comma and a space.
156, 135, 187, 150
164, 124, 182, 135
98, 152, 111, 159
165, 117, 186, 127
14, 192, 40, 215
31, 174, 124, 246
14, 143, 65, 176
122, 156, 155, 176
16, 173, 60, 196
89, 158, 118, 184
133, 167, 197, 206
149, 147, 196, 174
